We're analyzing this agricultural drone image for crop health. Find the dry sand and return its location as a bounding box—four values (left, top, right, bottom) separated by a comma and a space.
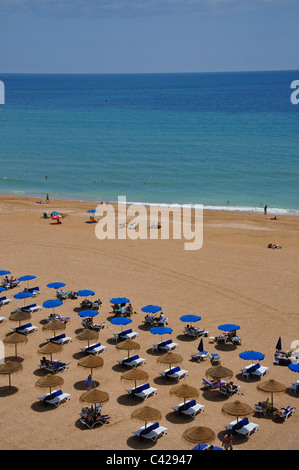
0, 194, 298, 451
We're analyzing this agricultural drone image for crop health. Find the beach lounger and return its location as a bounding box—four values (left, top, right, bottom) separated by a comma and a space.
289, 380, 299, 394
0, 317, 6, 323
231, 335, 242, 345
152, 339, 178, 353
172, 399, 205, 418
201, 378, 225, 390
191, 350, 209, 362
184, 326, 206, 338
80, 414, 110, 428
126, 382, 158, 400
0, 296, 12, 306
38, 389, 71, 406
273, 406, 296, 421
39, 359, 70, 374
210, 353, 221, 365
219, 383, 240, 397
233, 419, 259, 438
117, 354, 146, 368
132, 422, 167, 441
80, 342, 106, 355
47, 333, 72, 345
13, 322, 37, 335
21, 303, 41, 313
24, 286, 40, 296
160, 366, 188, 381
114, 328, 139, 342
241, 363, 269, 380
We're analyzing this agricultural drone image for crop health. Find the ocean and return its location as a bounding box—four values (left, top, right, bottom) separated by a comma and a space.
0, 71, 298, 215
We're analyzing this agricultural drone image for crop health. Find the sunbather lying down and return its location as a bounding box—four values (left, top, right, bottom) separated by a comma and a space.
267, 243, 282, 249
273, 406, 295, 418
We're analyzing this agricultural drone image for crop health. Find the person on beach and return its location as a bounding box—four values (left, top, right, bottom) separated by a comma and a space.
84, 374, 94, 391
46, 194, 49, 203
264, 204, 267, 215
222, 431, 234, 450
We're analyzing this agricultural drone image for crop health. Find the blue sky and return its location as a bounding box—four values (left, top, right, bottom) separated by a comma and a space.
0, 0, 299, 73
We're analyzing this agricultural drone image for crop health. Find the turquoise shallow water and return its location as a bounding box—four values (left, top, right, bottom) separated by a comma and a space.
0, 71, 298, 214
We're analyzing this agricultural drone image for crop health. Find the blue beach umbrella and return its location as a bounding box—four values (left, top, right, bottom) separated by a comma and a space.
141, 305, 162, 314
0, 270, 11, 276
87, 209, 97, 213
288, 363, 299, 373
47, 282, 66, 289
0, 287, 6, 293
18, 275, 37, 289
218, 324, 240, 332
193, 444, 222, 451
197, 338, 208, 354
78, 310, 99, 318
110, 317, 132, 331
14, 291, 34, 307
77, 289, 95, 297
43, 299, 63, 314
110, 297, 130, 305
239, 350, 265, 366
150, 326, 173, 342
180, 315, 201, 323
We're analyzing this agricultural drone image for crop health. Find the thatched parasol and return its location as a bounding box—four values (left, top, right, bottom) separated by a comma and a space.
79, 388, 109, 408
3, 332, 28, 357
170, 383, 199, 406
257, 378, 286, 408
116, 339, 140, 358
121, 368, 149, 388
182, 426, 216, 445
9, 310, 31, 326
42, 320, 66, 336
38, 342, 63, 361
78, 355, 104, 375
206, 364, 233, 381
0, 360, 23, 388
131, 405, 162, 429
222, 400, 253, 425
157, 352, 183, 370
76, 329, 99, 346
35, 373, 64, 393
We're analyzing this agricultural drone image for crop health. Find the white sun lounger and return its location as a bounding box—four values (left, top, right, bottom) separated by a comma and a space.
133, 422, 167, 441
47, 333, 72, 345
0, 317, 6, 323
114, 328, 139, 342
160, 366, 188, 381
38, 389, 71, 406
13, 322, 37, 335
152, 339, 178, 353
172, 400, 205, 418
21, 303, 41, 313
0, 296, 12, 306
80, 342, 106, 354
235, 422, 259, 438
117, 355, 146, 368
126, 383, 158, 400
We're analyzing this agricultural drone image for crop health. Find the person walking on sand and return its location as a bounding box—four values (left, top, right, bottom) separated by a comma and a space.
84, 374, 94, 391
46, 194, 49, 203
264, 204, 267, 215
222, 431, 234, 450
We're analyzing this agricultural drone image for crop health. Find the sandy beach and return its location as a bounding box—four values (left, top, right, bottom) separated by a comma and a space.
0, 194, 298, 451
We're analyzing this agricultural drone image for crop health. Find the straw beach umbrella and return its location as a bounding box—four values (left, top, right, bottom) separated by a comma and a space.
121, 368, 149, 389
38, 342, 63, 361
157, 352, 183, 371
206, 365, 233, 381
78, 355, 103, 375
131, 405, 162, 430
170, 383, 199, 404
79, 388, 109, 408
0, 360, 23, 388
35, 373, 64, 393
76, 329, 99, 347
182, 426, 216, 445
116, 339, 140, 359
9, 310, 31, 326
222, 400, 253, 426
3, 332, 28, 357
43, 320, 66, 337
257, 378, 286, 408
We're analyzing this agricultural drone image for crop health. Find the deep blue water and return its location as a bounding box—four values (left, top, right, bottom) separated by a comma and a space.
0, 71, 298, 214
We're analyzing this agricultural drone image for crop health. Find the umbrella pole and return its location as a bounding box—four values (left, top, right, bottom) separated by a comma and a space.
8, 374, 11, 389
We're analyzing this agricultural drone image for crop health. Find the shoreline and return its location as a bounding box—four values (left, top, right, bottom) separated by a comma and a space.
1, 192, 298, 217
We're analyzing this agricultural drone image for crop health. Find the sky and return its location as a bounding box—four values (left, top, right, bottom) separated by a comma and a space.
0, 0, 299, 73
